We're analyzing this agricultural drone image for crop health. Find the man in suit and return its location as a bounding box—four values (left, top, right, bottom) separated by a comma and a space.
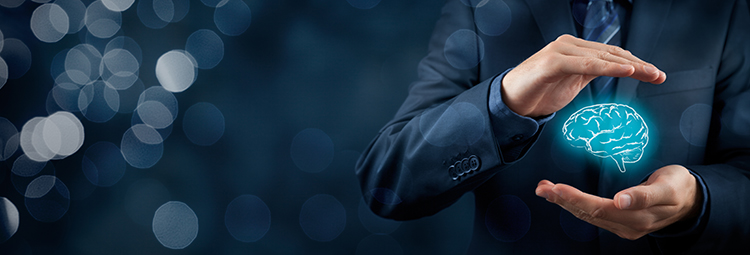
357, 0, 750, 253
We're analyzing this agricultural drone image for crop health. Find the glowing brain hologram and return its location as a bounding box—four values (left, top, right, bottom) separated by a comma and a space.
562, 103, 649, 173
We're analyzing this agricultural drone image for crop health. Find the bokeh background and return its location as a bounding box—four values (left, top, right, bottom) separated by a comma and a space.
0, 0, 480, 254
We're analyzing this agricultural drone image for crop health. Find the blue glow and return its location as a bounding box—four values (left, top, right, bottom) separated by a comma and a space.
443, 29, 484, 70
563, 103, 649, 173
290, 128, 334, 173
224, 195, 271, 243
213, 0, 251, 36
82, 141, 126, 187
485, 195, 531, 242
152, 201, 199, 249
299, 194, 346, 242
182, 102, 225, 146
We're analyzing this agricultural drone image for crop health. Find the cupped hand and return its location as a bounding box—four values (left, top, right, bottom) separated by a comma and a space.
535, 165, 702, 240
502, 34, 667, 118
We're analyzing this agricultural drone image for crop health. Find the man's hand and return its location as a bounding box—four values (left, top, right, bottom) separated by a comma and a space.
502, 34, 667, 118
535, 165, 702, 240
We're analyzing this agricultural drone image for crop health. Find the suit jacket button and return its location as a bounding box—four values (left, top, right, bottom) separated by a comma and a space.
448, 165, 458, 180
469, 155, 480, 171
461, 158, 470, 173
455, 161, 464, 176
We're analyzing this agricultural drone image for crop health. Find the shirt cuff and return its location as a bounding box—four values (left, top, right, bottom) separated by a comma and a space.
649, 168, 709, 238
488, 68, 555, 161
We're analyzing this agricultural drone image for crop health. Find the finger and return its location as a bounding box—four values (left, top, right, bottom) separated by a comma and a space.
535, 180, 555, 199
557, 56, 636, 78
614, 178, 677, 210
555, 36, 666, 84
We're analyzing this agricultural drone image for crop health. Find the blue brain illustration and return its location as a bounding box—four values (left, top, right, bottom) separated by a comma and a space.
562, 103, 649, 173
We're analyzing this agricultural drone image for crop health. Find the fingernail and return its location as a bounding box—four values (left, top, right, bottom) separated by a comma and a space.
619, 194, 632, 209
644, 65, 658, 74
620, 64, 632, 70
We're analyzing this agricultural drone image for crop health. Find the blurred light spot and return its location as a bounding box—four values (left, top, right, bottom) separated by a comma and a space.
124, 178, 170, 226
185, 29, 224, 69
214, 0, 251, 36
369, 188, 401, 205
357, 198, 400, 234
485, 195, 531, 242
78, 80, 119, 123
117, 78, 145, 113
105, 36, 143, 65
56, 0, 86, 34
25, 175, 70, 222
11, 159, 55, 195
50, 49, 68, 81
85, 0, 122, 39
475, 0, 511, 36
290, 128, 334, 173
200, 0, 226, 8
137, 86, 179, 120
20, 112, 84, 162
11, 155, 45, 177
156, 50, 196, 93
0, 30, 3, 51
65, 44, 102, 85
560, 209, 598, 242
183, 102, 225, 146
224, 195, 271, 242
44, 111, 85, 158
0, 57, 7, 90
32, 0, 51, 3
0, 0, 24, 8
299, 194, 346, 242
82, 141, 126, 187
153, 0, 174, 22
152, 201, 199, 249
679, 104, 711, 147
722, 91, 750, 136
347, 0, 380, 10
171, 0, 189, 22
121, 124, 164, 168
355, 234, 403, 255
101, 0, 133, 12
0, 197, 19, 244
100, 48, 139, 90
52, 74, 84, 112
0, 39, 32, 79
137, 101, 173, 129
459, 0, 490, 7
132, 109, 173, 140
419, 102, 485, 147
30, 3, 69, 43
444, 29, 484, 70
0, 117, 19, 161
137, 0, 168, 29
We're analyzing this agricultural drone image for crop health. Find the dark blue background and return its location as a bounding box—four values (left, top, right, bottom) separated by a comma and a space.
0, 0, 481, 254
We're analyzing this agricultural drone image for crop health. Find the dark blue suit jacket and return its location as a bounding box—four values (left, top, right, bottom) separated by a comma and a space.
357, 0, 750, 253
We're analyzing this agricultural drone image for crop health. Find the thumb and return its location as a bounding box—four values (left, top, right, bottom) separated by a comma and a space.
614, 184, 665, 210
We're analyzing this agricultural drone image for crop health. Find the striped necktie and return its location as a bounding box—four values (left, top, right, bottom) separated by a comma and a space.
583, 0, 621, 103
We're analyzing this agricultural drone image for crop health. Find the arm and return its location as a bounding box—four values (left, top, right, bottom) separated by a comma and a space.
357, 0, 663, 220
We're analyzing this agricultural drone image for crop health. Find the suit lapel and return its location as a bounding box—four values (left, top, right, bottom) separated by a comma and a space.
614, 0, 673, 104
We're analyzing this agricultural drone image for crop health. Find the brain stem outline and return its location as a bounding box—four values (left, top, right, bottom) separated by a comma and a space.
562, 103, 649, 173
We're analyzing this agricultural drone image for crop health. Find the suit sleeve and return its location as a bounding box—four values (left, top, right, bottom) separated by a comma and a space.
355, 0, 544, 220
652, 0, 750, 253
